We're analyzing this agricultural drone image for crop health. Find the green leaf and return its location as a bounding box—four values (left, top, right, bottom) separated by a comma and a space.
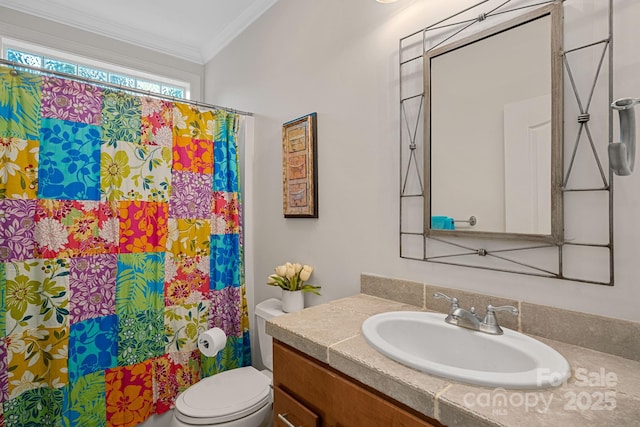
301, 284, 322, 296
60, 208, 84, 227
176, 337, 186, 351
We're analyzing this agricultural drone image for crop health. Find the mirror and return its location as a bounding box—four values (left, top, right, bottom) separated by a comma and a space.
424, 3, 563, 243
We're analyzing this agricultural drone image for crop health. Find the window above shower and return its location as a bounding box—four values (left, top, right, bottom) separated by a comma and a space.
1, 37, 190, 99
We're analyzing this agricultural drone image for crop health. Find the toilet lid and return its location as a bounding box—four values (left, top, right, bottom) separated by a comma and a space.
175, 366, 271, 424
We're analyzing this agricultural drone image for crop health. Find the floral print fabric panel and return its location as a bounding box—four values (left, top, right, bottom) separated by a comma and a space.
4, 258, 69, 335
41, 77, 102, 126
164, 254, 209, 306
164, 301, 210, 353
167, 218, 210, 258
34, 200, 119, 259
208, 287, 242, 338
210, 234, 240, 290
101, 89, 141, 145
105, 361, 153, 427
169, 171, 213, 219
38, 118, 101, 200
0, 199, 36, 262
115, 253, 164, 316
4, 386, 63, 427
68, 254, 117, 323
141, 98, 172, 147
173, 102, 214, 140
68, 315, 118, 381
0, 68, 41, 141
63, 371, 106, 427
100, 140, 171, 202
173, 137, 213, 175
213, 111, 239, 193
0, 263, 5, 334
6, 325, 68, 398
211, 191, 239, 235
0, 137, 39, 199
0, 68, 249, 427
154, 351, 201, 414
118, 309, 164, 367
119, 201, 168, 253
0, 339, 8, 401
115, 252, 164, 367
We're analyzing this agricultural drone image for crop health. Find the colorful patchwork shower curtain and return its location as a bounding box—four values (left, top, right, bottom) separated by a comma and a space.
0, 67, 251, 427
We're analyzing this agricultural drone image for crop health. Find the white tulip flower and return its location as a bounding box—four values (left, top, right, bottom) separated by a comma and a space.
299, 265, 313, 281
275, 265, 287, 277
285, 263, 296, 279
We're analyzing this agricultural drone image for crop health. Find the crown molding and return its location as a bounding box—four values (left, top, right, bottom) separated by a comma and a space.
0, 0, 266, 64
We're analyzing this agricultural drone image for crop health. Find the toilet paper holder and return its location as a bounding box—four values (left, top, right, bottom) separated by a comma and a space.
197, 327, 227, 357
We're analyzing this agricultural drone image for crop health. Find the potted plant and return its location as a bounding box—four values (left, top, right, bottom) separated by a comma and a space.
267, 262, 321, 312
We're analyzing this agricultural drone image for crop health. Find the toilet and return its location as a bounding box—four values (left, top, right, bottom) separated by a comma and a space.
171, 298, 285, 427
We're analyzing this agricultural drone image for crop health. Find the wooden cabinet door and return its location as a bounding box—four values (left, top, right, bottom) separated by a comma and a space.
330, 372, 438, 427
273, 341, 443, 427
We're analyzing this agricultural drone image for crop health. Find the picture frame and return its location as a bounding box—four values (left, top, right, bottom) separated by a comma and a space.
282, 113, 318, 218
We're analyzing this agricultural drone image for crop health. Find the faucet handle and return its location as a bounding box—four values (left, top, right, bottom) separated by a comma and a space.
487, 305, 519, 316
434, 292, 459, 314
434, 292, 458, 304
480, 305, 519, 335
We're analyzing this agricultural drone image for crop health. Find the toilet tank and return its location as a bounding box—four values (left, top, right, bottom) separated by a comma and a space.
255, 298, 285, 371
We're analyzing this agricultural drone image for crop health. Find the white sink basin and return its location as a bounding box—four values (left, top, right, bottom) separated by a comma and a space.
361, 311, 570, 389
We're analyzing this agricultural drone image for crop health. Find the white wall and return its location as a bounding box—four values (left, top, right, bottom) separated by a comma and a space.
204, 0, 640, 324
0, 6, 204, 99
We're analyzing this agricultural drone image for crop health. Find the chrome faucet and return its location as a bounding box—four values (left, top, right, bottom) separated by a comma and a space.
434, 292, 519, 335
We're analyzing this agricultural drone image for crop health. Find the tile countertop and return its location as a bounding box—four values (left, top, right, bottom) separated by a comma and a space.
266, 294, 640, 427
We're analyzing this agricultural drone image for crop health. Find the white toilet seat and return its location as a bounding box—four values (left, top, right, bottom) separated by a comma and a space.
174, 366, 271, 425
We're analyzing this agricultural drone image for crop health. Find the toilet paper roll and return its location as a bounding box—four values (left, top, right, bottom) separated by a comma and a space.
197, 327, 227, 357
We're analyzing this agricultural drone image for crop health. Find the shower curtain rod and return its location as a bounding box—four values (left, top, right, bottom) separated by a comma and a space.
0, 58, 253, 117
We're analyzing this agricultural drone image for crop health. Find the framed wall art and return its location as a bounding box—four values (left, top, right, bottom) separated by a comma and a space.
282, 113, 318, 218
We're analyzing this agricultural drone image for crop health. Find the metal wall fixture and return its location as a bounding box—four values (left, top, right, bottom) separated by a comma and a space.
455, 216, 477, 227
610, 97, 639, 176
399, 0, 616, 285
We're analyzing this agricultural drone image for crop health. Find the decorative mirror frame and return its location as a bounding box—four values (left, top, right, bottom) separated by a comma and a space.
424, 3, 564, 244
399, 0, 615, 286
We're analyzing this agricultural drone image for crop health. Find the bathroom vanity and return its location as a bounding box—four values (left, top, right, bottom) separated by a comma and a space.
273, 340, 441, 427
267, 279, 640, 427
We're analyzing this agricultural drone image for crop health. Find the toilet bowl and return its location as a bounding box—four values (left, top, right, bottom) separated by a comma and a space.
171, 298, 285, 427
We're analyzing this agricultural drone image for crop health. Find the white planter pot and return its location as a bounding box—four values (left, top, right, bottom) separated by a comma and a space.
281, 290, 304, 313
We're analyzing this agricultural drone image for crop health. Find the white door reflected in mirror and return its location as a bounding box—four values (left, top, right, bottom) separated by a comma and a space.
504, 94, 552, 235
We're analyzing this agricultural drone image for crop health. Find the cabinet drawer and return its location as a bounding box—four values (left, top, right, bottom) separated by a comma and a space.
274, 386, 320, 427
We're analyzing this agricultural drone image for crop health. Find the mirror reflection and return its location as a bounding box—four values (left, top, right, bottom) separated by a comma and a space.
425, 4, 563, 242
